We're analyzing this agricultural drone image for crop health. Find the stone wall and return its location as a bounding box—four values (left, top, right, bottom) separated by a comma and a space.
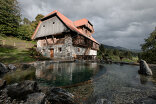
36, 34, 97, 59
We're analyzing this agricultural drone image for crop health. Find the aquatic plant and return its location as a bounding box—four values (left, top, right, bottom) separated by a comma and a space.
3, 68, 35, 84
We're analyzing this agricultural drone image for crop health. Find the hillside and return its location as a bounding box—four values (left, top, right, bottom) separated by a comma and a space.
98, 44, 139, 63
103, 44, 141, 52
0, 36, 36, 64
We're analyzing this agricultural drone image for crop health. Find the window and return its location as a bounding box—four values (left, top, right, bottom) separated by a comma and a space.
53, 22, 55, 24
43, 25, 45, 27
78, 48, 80, 52
85, 29, 88, 34
67, 53, 70, 56
58, 47, 62, 52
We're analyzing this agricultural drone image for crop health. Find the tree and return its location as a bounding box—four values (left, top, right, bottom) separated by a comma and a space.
141, 29, 156, 63
23, 18, 31, 25
123, 51, 132, 59
35, 14, 44, 22
17, 14, 44, 40
17, 24, 33, 40
106, 49, 113, 56
0, 0, 21, 36
113, 49, 119, 56
31, 14, 44, 30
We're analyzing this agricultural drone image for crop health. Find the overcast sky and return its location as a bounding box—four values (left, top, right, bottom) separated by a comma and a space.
18, 0, 156, 49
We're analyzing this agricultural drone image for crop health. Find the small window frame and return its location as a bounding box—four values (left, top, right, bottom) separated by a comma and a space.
58, 47, 62, 52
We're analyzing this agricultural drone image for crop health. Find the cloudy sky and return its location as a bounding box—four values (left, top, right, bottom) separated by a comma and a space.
18, 0, 156, 49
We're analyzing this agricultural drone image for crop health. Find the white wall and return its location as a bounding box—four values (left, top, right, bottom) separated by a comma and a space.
37, 40, 41, 47
89, 49, 97, 55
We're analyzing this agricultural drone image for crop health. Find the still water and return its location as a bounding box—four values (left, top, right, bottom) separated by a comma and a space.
35, 62, 105, 86
34, 62, 156, 87
34, 62, 156, 103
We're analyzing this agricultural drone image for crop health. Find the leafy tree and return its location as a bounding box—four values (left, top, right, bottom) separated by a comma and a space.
18, 14, 44, 40
123, 51, 132, 59
113, 49, 119, 56
31, 14, 44, 30
0, 0, 21, 36
35, 14, 44, 22
141, 29, 156, 63
99, 44, 106, 53
17, 24, 33, 40
23, 18, 31, 25
106, 49, 113, 56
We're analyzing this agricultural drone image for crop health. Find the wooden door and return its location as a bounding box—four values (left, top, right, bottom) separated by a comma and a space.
50, 49, 54, 58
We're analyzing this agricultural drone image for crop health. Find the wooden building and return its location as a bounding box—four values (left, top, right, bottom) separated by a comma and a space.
31, 10, 99, 59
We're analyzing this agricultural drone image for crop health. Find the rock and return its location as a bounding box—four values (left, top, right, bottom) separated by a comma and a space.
0, 80, 75, 104
46, 87, 74, 104
6, 80, 39, 100
25, 92, 45, 104
95, 98, 111, 104
8, 64, 16, 70
0, 79, 6, 89
0, 63, 8, 74
134, 95, 156, 104
139, 60, 153, 76
21, 64, 32, 70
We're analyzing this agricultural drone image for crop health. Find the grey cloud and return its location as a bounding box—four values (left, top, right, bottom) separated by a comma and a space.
18, 0, 156, 49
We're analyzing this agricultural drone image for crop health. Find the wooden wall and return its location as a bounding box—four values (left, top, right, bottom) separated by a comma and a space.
35, 16, 68, 39
72, 35, 99, 50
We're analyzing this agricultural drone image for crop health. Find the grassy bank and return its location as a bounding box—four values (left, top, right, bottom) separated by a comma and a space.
111, 55, 138, 63
0, 36, 36, 64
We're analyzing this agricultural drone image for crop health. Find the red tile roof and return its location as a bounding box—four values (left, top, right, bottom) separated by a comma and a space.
32, 10, 99, 44
74, 18, 94, 32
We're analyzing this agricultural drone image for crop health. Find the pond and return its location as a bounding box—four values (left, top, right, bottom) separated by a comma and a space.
35, 62, 106, 87
34, 61, 156, 103
35, 62, 156, 87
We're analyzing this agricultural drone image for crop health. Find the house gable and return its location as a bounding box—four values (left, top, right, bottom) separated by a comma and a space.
34, 15, 68, 39
32, 10, 99, 45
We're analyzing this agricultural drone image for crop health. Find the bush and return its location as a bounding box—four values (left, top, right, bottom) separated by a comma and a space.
28, 46, 50, 61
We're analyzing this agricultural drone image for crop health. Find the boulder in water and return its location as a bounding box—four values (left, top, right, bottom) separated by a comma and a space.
139, 60, 152, 76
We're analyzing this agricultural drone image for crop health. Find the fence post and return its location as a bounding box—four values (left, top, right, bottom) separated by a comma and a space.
2, 40, 5, 45
13, 42, 16, 46
25, 42, 27, 48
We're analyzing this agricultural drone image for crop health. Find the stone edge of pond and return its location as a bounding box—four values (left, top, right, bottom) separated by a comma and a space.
0, 80, 75, 104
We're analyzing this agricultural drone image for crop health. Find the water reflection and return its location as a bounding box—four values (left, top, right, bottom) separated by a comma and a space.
34, 61, 156, 88
139, 67, 156, 86
35, 62, 101, 86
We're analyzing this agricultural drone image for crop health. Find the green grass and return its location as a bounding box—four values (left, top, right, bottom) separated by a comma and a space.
0, 36, 37, 64
110, 55, 138, 63
3, 68, 36, 84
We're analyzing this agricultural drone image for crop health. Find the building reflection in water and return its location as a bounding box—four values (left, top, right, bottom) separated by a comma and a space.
35, 62, 99, 86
